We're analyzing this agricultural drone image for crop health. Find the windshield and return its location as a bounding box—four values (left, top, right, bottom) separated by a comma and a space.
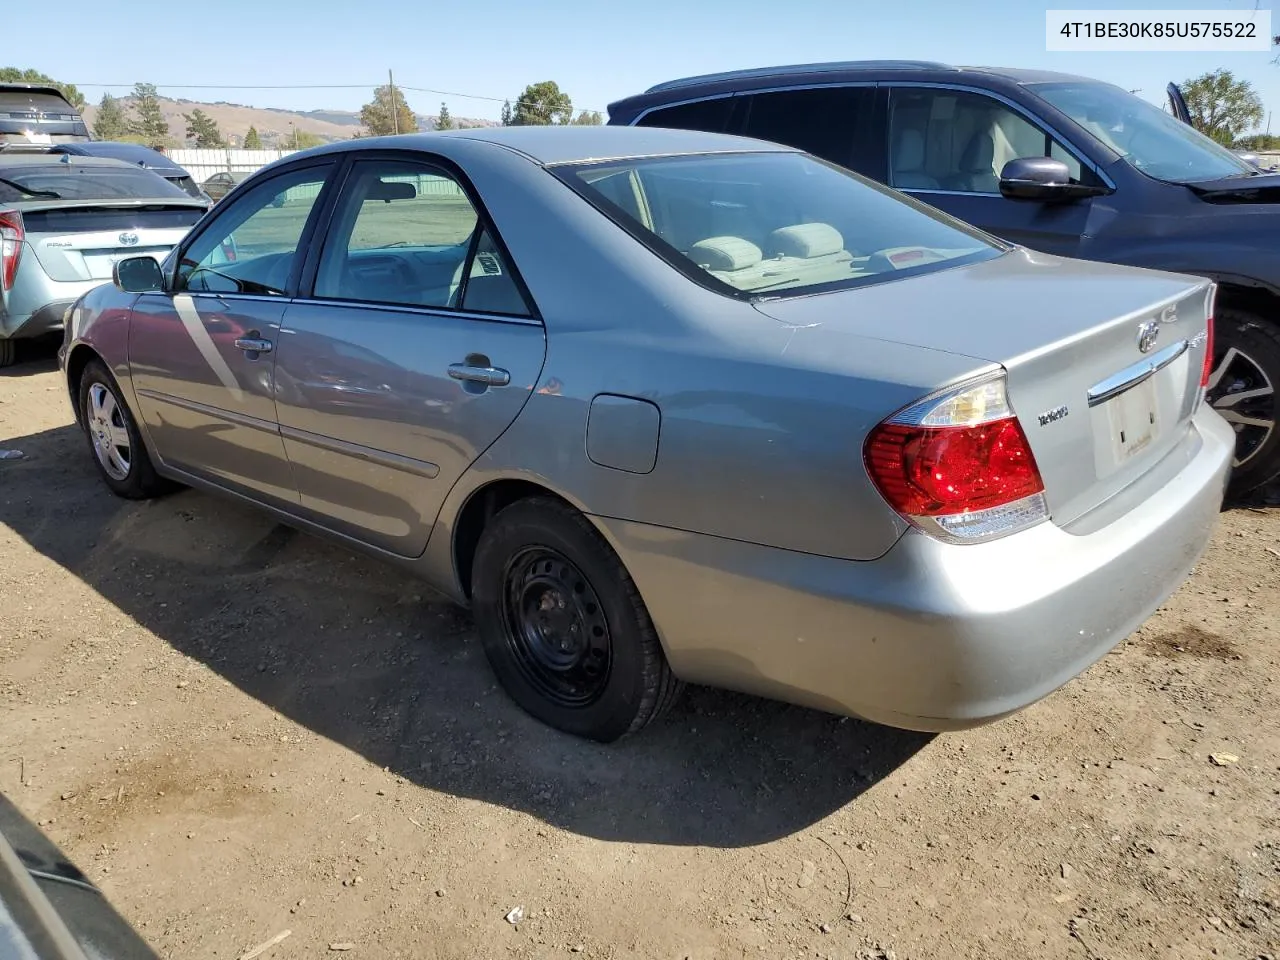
1030, 80, 1255, 184
0, 163, 189, 202
554, 151, 1001, 298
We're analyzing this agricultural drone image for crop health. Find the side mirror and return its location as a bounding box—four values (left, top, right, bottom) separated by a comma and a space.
999, 157, 1105, 202
113, 255, 164, 293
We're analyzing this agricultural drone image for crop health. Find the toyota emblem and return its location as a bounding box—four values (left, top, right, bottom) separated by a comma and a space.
118, 232, 139, 246
1136, 319, 1160, 354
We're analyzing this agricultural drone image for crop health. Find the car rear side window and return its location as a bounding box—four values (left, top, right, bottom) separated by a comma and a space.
740, 86, 873, 168
177, 165, 332, 297
313, 159, 530, 317
635, 97, 736, 133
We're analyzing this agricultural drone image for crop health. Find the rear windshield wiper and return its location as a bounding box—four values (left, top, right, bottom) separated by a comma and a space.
0, 176, 60, 199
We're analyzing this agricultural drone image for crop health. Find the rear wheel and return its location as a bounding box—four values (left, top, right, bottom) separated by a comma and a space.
78, 359, 170, 500
0, 339, 14, 368
1207, 309, 1280, 497
471, 497, 683, 742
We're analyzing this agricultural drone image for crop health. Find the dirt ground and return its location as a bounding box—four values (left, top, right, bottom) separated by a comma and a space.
2, 344, 1278, 960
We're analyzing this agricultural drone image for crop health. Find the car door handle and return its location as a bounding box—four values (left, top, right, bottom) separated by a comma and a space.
234, 337, 273, 354
448, 363, 510, 387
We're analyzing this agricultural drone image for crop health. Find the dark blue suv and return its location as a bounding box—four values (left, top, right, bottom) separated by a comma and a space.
609, 60, 1280, 496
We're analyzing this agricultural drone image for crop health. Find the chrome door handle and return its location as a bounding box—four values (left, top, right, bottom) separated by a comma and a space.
234, 337, 273, 354
448, 363, 510, 387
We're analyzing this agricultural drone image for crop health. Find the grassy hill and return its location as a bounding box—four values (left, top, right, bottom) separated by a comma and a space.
81, 95, 497, 147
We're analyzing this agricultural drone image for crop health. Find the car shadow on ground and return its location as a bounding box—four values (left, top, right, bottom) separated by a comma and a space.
0, 420, 934, 848
0, 337, 61, 377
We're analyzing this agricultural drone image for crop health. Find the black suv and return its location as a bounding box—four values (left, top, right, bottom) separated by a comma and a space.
0, 82, 89, 145
609, 61, 1280, 495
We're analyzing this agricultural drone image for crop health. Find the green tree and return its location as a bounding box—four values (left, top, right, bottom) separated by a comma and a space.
436, 102, 454, 131
1181, 69, 1264, 146
359, 83, 417, 136
289, 129, 324, 149
129, 82, 171, 148
500, 99, 513, 126
572, 109, 603, 126
183, 107, 225, 147
1235, 132, 1280, 151
243, 125, 262, 149
92, 93, 129, 140
0, 67, 85, 110
513, 81, 573, 126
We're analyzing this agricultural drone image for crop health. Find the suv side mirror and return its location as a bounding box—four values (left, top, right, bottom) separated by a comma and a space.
999, 157, 1106, 202
113, 256, 164, 293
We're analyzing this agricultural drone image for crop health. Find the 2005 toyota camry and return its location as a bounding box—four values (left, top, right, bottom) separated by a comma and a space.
59, 126, 1232, 742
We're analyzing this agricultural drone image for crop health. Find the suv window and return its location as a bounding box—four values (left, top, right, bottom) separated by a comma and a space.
740, 86, 874, 168
887, 87, 1090, 193
635, 97, 736, 134
177, 165, 331, 296
314, 159, 529, 316
0, 162, 188, 202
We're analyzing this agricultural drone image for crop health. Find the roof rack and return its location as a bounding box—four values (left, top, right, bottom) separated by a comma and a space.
644, 60, 953, 95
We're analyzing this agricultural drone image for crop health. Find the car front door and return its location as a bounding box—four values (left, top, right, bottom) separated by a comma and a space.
129, 162, 336, 506
883, 85, 1105, 257
272, 155, 546, 557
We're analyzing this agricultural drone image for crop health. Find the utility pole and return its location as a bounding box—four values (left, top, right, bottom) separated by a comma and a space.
389, 69, 399, 135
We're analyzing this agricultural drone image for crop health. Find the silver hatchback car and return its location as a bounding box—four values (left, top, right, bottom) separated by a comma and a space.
0, 152, 208, 366
60, 127, 1231, 742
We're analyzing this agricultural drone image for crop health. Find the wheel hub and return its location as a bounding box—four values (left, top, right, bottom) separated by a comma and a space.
502, 547, 612, 707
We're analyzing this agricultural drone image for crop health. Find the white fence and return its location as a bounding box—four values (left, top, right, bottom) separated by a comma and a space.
168, 148, 299, 183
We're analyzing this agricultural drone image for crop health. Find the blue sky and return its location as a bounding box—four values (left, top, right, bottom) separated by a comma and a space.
12, 0, 1280, 125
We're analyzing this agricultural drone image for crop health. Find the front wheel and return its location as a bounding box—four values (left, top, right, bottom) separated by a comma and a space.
78, 359, 171, 500
1206, 309, 1280, 497
471, 497, 683, 742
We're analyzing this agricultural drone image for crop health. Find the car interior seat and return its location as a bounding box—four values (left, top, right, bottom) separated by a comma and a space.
891, 129, 940, 189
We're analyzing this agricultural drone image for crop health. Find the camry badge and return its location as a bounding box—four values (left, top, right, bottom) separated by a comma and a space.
1037, 404, 1069, 426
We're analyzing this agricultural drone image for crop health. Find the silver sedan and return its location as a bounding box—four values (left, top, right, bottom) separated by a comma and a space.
59, 126, 1232, 742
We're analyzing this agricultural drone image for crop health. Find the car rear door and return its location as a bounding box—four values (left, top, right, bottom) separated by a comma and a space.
128, 161, 338, 506
882, 84, 1103, 257
272, 154, 546, 557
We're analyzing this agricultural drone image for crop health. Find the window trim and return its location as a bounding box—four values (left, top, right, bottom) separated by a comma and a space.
881, 81, 1117, 196
166, 157, 339, 299
550, 149, 1006, 303
296, 150, 540, 323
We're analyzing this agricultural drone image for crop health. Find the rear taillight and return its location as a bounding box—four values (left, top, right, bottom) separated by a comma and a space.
1200, 313, 1214, 388
0, 211, 22, 292
865, 375, 1048, 544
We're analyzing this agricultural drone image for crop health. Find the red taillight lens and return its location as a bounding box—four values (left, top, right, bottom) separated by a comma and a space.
1200, 314, 1214, 388
0, 211, 23, 292
866, 417, 1045, 516
865, 375, 1048, 543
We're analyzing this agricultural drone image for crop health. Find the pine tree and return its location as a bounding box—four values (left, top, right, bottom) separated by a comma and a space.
244, 126, 262, 149
183, 108, 225, 147
93, 94, 129, 140
130, 83, 170, 148
436, 102, 454, 131
501, 99, 513, 126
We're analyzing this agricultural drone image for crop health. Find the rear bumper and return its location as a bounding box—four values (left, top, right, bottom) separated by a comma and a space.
593, 407, 1234, 731
0, 298, 77, 340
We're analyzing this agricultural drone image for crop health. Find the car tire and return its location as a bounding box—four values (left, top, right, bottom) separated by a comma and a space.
1207, 308, 1280, 497
471, 496, 683, 742
78, 359, 170, 500
0, 338, 14, 368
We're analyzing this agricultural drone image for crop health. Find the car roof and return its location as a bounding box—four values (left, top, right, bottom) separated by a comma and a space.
0, 153, 155, 171
608, 60, 1100, 115
306, 125, 794, 167
51, 142, 187, 173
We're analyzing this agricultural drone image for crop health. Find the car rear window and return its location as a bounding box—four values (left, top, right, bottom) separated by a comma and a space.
0, 163, 189, 202
0, 91, 77, 113
554, 151, 1002, 299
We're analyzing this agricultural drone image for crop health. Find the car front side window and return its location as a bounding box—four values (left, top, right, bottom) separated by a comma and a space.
176, 165, 332, 296
887, 87, 1092, 194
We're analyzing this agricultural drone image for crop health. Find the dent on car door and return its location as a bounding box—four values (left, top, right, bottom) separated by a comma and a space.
272, 156, 547, 557
128, 162, 336, 504
884, 86, 1100, 256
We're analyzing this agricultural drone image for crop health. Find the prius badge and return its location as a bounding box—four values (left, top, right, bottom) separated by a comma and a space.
1136, 319, 1160, 354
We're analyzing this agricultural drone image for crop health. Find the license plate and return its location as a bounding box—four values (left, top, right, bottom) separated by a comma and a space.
1106, 376, 1160, 463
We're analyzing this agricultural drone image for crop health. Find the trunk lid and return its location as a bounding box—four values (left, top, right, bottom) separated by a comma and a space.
14, 200, 205, 282
752, 247, 1213, 528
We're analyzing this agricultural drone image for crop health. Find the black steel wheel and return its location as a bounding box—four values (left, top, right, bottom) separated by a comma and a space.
472, 497, 683, 742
